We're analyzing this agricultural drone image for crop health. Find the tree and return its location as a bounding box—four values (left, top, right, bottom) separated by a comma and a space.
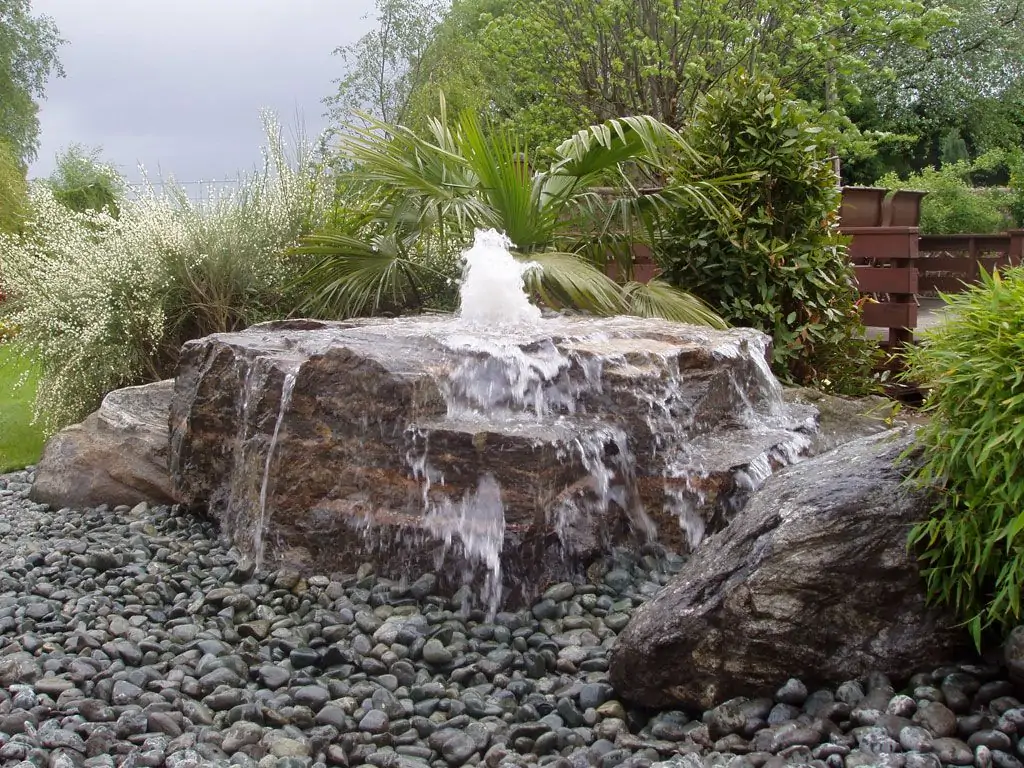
324, 0, 448, 126
939, 128, 969, 165
0, 0, 64, 164
400, 0, 512, 132
0, 137, 28, 234
434, 0, 949, 150
844, 0, 1024, 180
45, 144, 124, 216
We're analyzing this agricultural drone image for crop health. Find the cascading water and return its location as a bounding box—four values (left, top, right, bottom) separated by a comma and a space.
229, 227, 817, 612
254, 366, 299, 568
223, 359, 271, 542
405, 230, 643, 615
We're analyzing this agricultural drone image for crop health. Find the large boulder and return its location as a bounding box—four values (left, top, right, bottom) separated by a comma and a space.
31, 380, 179, 509
608, 428, 969, 711
168, 316, 817, 608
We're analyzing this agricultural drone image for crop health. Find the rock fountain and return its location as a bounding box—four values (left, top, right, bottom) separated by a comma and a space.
168, 230, 818, 612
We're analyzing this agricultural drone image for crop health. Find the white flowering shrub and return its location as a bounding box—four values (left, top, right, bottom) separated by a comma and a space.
0, 188, 181, 430
0, 114, 333, 433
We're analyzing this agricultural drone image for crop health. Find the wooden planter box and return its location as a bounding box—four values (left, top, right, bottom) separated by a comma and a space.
884, 190, 927, 228
839, 186, 888, 228
605, 243, 662, 284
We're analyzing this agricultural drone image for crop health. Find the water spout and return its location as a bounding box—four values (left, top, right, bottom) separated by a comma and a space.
458, 229, 542, 328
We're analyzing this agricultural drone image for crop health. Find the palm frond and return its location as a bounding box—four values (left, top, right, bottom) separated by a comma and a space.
554, 115, 701, 179
290, 231, 433, 319
455, 112, 555, 251
622, 279, 728, 328
339, 112, 487, 240
521, 251, 626, 316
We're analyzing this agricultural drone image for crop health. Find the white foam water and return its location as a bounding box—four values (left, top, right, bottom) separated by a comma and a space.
458, 229, 542, 328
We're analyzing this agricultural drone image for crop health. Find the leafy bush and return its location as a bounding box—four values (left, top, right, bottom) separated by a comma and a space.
877, 162, 1013, 234
658, 72, 878, 393
904, 266, 1024, 646
0, 115, 332, 432
45, 144, 124, 215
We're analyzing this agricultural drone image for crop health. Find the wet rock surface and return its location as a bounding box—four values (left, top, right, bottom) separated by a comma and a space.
608, 429, 970, 711
30, 380, 180, 510
168, 316, 816, 608
1, 467, 1020, 768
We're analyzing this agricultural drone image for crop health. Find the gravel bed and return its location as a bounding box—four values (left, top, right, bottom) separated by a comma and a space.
1, 468, 1022, 768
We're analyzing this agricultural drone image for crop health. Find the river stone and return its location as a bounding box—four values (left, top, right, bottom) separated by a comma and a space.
607, 428, 968, 710
168, 316, 816, 608
31, 379, 179, 508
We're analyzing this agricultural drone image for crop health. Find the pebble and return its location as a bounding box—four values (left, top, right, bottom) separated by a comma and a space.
0, 468, 1022, 768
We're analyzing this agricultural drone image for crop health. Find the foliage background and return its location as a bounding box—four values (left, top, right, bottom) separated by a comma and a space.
659, 74, 878, 393
0, 117, 332, 432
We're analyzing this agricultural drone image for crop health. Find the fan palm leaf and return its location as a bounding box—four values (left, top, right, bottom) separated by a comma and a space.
295, 100, 748, 328
521, 251, 626, 316
291, 230, 436, 319
622, 279, 729, 329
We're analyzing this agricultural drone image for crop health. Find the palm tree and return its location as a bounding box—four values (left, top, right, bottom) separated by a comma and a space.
293, 98, 743, 326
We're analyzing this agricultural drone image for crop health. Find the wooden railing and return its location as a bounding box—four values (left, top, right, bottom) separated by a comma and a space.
599, 185, 1020, 351
916, 232, 1024, 294
845, 229, 1024, 347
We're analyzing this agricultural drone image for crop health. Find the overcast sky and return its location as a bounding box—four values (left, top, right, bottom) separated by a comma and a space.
28, 0, 376, 187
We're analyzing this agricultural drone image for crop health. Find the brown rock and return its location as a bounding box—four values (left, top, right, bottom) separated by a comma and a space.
168, 316, 817, 607
31, 380, 179, 509
608, 428, 969, 711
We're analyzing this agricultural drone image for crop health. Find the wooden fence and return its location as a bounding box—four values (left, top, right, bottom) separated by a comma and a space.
844, 226, 921, 347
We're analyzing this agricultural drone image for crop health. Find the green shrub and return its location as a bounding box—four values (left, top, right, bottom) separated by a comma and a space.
657, 72, 878, 393
877, 162, 1012, 234
939, 128, 969, 167
904, 265, 1024, 647
0, 114, 332, 432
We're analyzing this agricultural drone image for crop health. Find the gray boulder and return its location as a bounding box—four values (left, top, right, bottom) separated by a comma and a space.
31, 380, 179, 509
782, 387, 910, 455
1004, 626, 1024, 687
608, 428, 968, 711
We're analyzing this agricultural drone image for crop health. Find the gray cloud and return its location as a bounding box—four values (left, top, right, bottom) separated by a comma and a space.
29, 0, 375, 185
